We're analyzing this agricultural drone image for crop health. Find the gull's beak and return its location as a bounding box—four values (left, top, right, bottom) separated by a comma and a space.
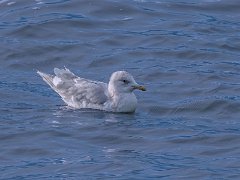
132, 84, 146, 91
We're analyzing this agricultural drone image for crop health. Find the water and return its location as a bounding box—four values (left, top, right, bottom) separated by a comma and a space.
1, 0, 240, 179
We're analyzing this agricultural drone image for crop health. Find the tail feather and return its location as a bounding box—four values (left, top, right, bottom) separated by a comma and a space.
37, 70, 55, 89
53, 67, 76, 79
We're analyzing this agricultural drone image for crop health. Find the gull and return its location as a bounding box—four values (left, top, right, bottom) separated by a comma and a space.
37, 68, 146, 113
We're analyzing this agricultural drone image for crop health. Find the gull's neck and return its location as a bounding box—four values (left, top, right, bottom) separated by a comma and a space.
107, 84, 137, 112
108, 83, 130, 98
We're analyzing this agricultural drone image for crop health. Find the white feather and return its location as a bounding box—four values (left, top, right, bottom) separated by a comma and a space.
38, 68, 145, 113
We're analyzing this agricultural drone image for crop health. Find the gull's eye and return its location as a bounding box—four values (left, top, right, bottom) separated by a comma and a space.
122, 79, 129, 84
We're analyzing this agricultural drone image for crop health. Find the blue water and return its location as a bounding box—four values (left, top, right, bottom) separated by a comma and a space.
1, 0, 240, 179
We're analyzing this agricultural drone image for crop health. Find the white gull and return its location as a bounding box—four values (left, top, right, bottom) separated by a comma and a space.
37, 68, 146, 113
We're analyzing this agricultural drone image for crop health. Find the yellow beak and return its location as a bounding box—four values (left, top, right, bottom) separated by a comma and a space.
132, 85, 146, 91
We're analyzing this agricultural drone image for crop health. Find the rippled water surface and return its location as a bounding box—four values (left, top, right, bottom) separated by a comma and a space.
1, 0, 240, 179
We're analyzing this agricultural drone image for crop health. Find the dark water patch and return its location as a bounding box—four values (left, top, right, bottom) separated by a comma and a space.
168, 0, 240, 14
88, 56, 122, 68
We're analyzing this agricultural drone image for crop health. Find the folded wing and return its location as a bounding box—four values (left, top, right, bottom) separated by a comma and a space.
38, 68, 108, 108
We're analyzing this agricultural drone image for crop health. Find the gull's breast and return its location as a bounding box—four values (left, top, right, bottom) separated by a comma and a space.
114, 93, 137, 113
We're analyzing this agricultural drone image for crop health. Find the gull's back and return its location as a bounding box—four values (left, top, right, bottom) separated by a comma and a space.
38, 68, 108, 109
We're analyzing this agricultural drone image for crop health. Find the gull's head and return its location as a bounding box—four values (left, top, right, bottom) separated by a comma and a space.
108, 71, 146, 94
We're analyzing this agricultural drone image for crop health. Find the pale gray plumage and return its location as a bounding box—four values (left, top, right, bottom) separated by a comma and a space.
37, 68, 146, 113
